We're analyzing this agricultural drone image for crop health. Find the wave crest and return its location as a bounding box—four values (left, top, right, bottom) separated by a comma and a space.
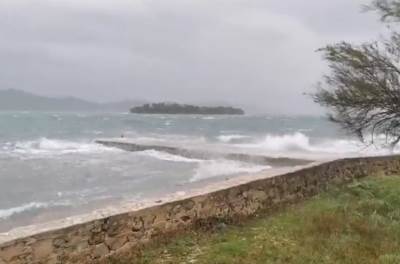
217, 134, 250, 143
0, 202, 50, 220
236, 132, 389, 155
257, 132, 312, 151
8, 138, 119, 156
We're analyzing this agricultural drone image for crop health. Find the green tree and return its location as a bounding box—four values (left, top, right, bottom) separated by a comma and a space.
314, 0, 400, 149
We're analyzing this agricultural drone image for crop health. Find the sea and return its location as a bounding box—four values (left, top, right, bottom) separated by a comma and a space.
0, 112, 394, 232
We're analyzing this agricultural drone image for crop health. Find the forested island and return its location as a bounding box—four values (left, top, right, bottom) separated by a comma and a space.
130, 103, 245, 115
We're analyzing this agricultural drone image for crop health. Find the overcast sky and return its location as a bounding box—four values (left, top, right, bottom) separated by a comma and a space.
0, 0, 383, 114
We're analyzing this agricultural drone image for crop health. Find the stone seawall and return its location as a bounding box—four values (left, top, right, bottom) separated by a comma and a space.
1, 156, 400, 264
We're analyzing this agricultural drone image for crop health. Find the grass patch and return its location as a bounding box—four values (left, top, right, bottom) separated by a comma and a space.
123, 176, 400, 264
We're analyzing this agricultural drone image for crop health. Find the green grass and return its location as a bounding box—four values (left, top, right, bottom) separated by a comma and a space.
125, 176, 400, 264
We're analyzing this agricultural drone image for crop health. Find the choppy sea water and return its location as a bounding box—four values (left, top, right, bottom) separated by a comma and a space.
0, 112, 394, 232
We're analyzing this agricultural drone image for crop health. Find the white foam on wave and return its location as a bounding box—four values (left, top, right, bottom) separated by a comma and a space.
137, 150, 203, 163
236, 132, 396, 156
10, 138, 120, 156
136, 150, 270, 181
135, 149, 271, 182
1, 142, 12, 151
0, 202, 52, 220
217, 134, 250, 143
255, 132, 312, 152
191, 160, 270, 182
0, 199, 78, 220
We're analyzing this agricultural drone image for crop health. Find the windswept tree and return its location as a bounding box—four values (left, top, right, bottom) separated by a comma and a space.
369, 0, 400, 21
314, 0, 400, 149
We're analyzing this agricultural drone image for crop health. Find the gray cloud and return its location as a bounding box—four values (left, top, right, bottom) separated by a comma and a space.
0, 0, 382, 114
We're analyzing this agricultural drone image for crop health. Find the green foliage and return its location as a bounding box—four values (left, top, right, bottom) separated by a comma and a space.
130, 103, 245, 115
130, 176, 400, 264
314, 38, 400, 148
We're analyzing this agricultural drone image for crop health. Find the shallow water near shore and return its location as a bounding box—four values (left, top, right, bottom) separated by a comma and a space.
0, 112, 395, 232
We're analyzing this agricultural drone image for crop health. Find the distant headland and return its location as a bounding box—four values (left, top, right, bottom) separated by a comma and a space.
0, 89, 145, 112
130, 103, 245, 115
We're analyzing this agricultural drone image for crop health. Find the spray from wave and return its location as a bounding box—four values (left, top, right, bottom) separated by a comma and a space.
233, 132, 395, 156
257, 132, 312, 151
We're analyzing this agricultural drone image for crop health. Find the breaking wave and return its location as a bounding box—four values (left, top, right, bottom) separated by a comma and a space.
4, 138, 120, 156
135, 150, 270, 182
236, 132, 396, 156
217, 134, 250, 143
191, 160, 270, 182
258, 132, 312, 152
0, 202, 56, 220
